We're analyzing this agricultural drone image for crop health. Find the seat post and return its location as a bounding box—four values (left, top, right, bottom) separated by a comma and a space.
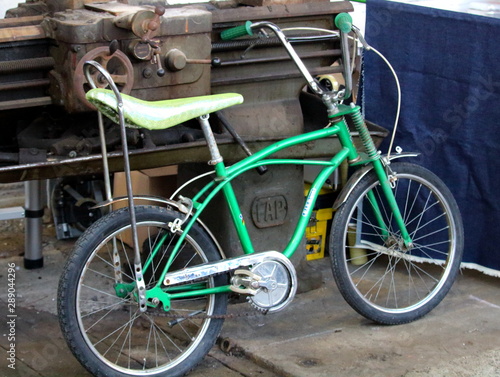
198, 114, 223, 166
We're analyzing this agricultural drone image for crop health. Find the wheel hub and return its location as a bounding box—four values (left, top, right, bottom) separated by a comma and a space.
385, 235, 411, 253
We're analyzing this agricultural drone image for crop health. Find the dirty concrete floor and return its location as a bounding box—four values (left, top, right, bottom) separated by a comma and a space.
0, 183, 499, 377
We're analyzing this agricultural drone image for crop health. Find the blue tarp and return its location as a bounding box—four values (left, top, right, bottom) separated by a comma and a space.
362, 0, 500, 275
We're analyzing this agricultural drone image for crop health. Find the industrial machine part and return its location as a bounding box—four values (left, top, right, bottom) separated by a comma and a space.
50, 176, 107, 239
0, 0, 361, 182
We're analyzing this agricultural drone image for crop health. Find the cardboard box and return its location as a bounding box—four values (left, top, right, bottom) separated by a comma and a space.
113, 166, 178, 247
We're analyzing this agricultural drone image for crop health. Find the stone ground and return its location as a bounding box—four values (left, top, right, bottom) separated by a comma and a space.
0, 182, 499, 377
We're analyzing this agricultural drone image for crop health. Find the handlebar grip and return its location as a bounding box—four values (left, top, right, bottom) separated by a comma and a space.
335, 13, 353, 33
221, 21, 253, 40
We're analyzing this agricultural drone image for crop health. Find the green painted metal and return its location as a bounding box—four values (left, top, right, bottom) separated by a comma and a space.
349, 106, 379, 160
168, 285, 231, 300
327, 104, 356, 118
336, 117, 361, 162
283, 147, 350, 258
114, 282, 135, 298
192, 180, 216, 208
146, 286, 171, 310
371, 159, 412, 245
221, 178, 256, 254
164, 283, 207, 293
227, 124, 343, 174
366, 189, 389, 239
142, 283, 230, 307
349, 153, 377, 166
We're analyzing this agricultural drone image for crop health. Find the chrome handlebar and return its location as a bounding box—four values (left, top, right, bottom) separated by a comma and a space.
246, 20, 353, 107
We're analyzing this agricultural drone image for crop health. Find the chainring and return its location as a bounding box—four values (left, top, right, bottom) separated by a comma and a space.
248, 260, 294, 312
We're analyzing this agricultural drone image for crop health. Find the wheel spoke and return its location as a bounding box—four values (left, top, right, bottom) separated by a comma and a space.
331, 163, 463, 324
60, 206, 227, 375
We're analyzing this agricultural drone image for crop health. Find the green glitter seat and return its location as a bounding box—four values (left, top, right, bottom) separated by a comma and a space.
86, 88, 244, 130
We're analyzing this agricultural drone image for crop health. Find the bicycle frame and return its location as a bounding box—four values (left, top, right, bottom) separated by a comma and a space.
87, 20, 414, 310
139, 104, 412, 306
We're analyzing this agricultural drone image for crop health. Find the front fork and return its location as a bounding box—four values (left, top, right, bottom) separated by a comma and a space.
369, 158, 413, 247
344, 105, 413, 247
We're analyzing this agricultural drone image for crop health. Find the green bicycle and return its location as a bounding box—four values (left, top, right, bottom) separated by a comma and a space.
57, 13, 464, 377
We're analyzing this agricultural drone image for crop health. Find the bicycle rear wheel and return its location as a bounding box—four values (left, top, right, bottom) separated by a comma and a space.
330, 162, 463, 324
58, 206, 228, 377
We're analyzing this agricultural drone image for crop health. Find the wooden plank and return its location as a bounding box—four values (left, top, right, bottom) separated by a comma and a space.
212, 1, 353, 23
0, 15, 44, 28
85, 2, 146, 16
239, 0, 329, 5
0, 25, 46, 43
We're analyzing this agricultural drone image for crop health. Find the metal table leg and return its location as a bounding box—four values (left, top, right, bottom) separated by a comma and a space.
24, 180, 44, 269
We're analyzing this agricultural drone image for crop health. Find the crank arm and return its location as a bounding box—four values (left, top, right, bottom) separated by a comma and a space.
230, 269, 261, 295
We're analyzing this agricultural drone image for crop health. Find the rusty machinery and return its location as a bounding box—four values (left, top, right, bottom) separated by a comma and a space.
0, 0, 363, 178
0, 1, 388, 264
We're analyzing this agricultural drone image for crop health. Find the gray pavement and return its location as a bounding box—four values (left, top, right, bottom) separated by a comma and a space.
0, 208, 500, 376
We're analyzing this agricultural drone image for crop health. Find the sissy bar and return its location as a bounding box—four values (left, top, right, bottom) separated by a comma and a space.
83, 60, 148, 312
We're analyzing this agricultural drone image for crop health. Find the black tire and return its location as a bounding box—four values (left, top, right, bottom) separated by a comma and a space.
330, 162, 463, 325
58, 205, 228, 377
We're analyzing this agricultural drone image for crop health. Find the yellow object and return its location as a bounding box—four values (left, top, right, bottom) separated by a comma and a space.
347, 224, 368, 265
303, 183, 333, 197
306, 208, 333, 260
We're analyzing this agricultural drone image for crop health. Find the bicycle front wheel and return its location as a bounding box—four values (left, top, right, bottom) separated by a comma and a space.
58, 206, 228, 377
330, 162, 463, 325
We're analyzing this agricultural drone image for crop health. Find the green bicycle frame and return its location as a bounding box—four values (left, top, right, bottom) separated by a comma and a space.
142, 106, 412, 304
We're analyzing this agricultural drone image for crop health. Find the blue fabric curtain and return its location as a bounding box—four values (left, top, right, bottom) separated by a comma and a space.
362, 0, 500, 273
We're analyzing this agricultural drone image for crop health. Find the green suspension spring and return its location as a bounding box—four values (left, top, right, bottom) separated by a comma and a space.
350, 107, 378, 159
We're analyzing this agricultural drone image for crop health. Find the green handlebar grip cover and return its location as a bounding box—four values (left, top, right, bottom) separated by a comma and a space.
335, 13, 353, 33
221, 21, 253, 40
